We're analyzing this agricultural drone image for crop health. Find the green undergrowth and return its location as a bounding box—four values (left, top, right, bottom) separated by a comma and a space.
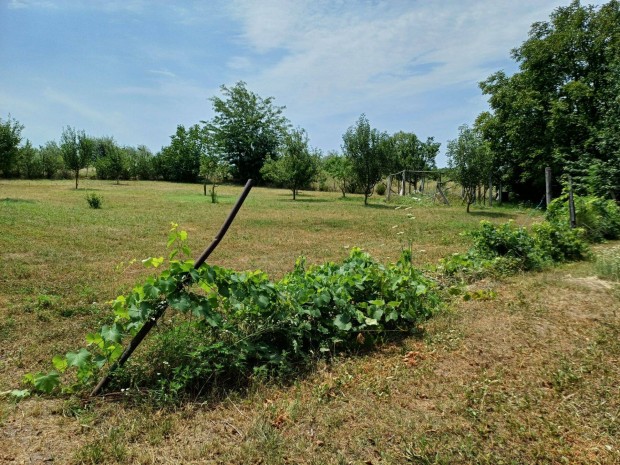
438, 219, 589, 281
24, 224, 440, 401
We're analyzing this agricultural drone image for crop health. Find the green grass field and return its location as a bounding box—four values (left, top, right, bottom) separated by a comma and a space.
1, 179, 618, 464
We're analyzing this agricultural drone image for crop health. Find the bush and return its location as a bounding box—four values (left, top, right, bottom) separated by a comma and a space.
547, 194, 620, 242
85, 192, 102, 209
440, 219, 589, 278
375, 182, 386, 196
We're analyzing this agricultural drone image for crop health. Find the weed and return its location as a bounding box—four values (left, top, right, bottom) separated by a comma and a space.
596, 245, 620, 281
85, 192, 103, 209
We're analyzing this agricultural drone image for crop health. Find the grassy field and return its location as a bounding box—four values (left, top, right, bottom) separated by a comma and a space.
0, 179, 618, 464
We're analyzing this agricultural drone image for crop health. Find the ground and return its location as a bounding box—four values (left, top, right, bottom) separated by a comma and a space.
0, 180, 618, 464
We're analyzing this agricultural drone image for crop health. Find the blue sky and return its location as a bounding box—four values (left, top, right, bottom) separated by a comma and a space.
0, 0, 597, 166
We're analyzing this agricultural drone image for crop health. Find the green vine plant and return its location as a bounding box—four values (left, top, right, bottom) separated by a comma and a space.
23, 223, 441, 399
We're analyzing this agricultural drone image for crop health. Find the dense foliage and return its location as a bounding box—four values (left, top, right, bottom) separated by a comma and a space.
477, 0, 620, 200
204, 82, 289, 183
547, 194, 620, 242
26, 226, 439, 398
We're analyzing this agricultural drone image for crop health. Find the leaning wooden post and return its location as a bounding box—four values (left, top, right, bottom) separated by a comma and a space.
568, 176, 577, 229
90, 179, 254, 397
545, 167, 552, 208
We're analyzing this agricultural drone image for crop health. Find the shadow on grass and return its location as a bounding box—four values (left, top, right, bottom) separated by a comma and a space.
363, 203, 397, 210
107, 326, 426, 409
0, 197, 36, 204
467, 210, 517, 219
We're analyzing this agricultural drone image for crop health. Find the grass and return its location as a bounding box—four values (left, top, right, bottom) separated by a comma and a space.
0, 179, 618, 464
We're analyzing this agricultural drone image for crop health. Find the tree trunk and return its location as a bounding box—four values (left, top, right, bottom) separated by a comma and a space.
293, 188, 296, 200
203, 181, 207, 196
75, 170, 79, 189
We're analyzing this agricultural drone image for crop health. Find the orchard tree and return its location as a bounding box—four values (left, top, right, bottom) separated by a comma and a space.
261, 128, 320, 200
447, 125, 492, 213
0, 115, 24, 178
323, 151, 354, 197
342, 114, 390, 205
60, 127, 93, 189
199, 154, 229, 202
204, 81, 288, 183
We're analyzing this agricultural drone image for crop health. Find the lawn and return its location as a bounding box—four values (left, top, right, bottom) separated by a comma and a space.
1, 179, 618, 464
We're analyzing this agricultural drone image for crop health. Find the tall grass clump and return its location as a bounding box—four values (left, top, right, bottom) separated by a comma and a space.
547, 194, 620, 242
596, 246, 620, 281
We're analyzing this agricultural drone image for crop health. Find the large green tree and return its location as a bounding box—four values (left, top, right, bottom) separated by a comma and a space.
155, 125, 206, 182
204, 82, 288, 183
93, 137, 128, 183
0, 115, 24, 178
478, 0, 620, 200
60, 127, 93, 189
342, 114, 390, 205
261, 128, 320, 200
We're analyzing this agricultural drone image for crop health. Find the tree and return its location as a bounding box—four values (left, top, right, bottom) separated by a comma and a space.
478, 0, 620, 200
93, 137, 128, 184
447, 125, 492, 213
388, 132, 440, 188
38, 141, 64, 179
342, 114, 390, 205
17, 140, 43, 179
204, 81, 289, 183
261, 128, 320, 200
126, 145, 155, 181
60, 127, 93, 189
323, 151, 354, 197
0, 115, 24, 178
199, 154, 229, 202
155, 125, 205, 183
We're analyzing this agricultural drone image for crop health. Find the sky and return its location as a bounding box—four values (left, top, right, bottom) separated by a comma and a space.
0, 0, 601, 166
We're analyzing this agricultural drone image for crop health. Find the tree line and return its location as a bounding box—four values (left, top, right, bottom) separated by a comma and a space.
448, 0, 620, 203
0, 81, 439, 202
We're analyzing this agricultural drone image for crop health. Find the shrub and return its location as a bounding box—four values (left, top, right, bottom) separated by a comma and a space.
375, 182, 387, 196
470, 220, 547, 271
85, 192, 102, 209
547, 194, 620, 242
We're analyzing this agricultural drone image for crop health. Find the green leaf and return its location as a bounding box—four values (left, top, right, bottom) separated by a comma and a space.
369, 299, 385, 307
256, 294, 270, 309
52, 355, 68, 373
10, 389, 30, 400
33, 371, 60, 394
365, 317, 379, 326
142, 256, 164, 268
100, 324, 123, 343
66, 348, 91, 368
168, 293, 192, 312
333, 314, 352, 331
